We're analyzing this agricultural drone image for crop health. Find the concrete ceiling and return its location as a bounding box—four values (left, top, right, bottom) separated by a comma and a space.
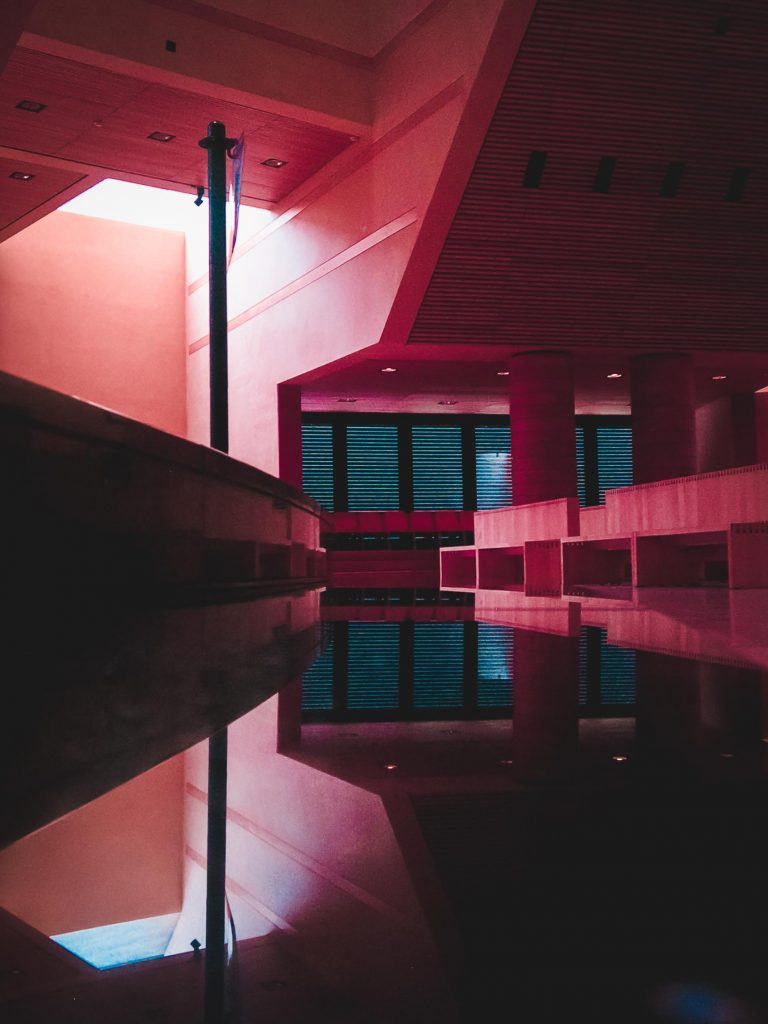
408, 0, 768, 357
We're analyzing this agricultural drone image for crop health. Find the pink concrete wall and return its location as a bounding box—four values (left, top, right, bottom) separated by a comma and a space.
185, 0, 532, 476
0, 211, 186, 436
0, 756, 184, 936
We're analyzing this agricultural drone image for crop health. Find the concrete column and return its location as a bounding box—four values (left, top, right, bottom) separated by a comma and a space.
730, 394, 757, 467
513, 629, 579, 781
509, 351, 577, 504
630, 354, 695, 484
277, 383, 303, 489
755, 392, 768, 464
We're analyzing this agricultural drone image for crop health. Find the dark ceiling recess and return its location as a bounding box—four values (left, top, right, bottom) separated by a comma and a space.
522, 150, 547, 188
660, 161, 685, 197
714, 15, 731, 34
592, 156, 616, 193
726, 166, 751, 202
15, 99, 46, 112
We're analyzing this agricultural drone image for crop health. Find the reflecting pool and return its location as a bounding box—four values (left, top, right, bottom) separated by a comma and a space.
1, 586, 767, 1023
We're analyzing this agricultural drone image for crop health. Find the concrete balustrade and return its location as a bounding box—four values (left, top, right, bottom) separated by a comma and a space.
439, 465, 768, 594
1, 371, 327, 597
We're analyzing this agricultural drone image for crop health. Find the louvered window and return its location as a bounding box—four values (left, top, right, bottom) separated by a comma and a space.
412, 425, 464, 510
578, 628, 589, 704
475, 426, 512, 510
302, 414, 630, 513
596, 426, 633, 504
301, 624, 335, 710
301, 619, 636, 720
477, 623, 514, 707
301, 423, 334, 511
346, 424, 400, 511
575, 426, 586, 507
413, 623, 464, 707
599, 631, 636, 704
347, 623, 400, 708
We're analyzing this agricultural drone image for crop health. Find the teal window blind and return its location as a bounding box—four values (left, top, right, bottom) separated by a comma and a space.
599, 630, 636, 704
301, 625, 335, 710
301, 423, 334, 511
575, 426, 586, 507
596, 426, 633, 504
347, 424, 400, 511
475, 426, 512, 510
413, 623, 464, 707
347, 623, 400, 708
412, 425, 464, 510
578, 628, 589, 704
477, 623, 514, 707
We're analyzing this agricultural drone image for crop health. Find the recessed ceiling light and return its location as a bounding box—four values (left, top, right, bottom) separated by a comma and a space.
16, 99, 46, 113
720, 752, 734, 759
148, 131, 175, 142
497, 370, 510, 376
500, 759, 514, 765
611, 755, 629, 763
9, 171, 34, 181
438, 400, 458, 405
712, 374, 727, 381
384, 763, 398, 771
380, 366, 398, 373
607, 372, 623, 379
337, 397, 358, 403
262, 158, 287, 168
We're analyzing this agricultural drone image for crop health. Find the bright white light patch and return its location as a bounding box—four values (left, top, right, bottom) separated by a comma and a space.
60, 178, 270, 237
52, 912, 180, 970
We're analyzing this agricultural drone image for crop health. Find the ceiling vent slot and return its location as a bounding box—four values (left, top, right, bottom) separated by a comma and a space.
522, 150, 547, 188
660, 160, 685, 197
592, 156, 616, 193
725, 166, 750, 202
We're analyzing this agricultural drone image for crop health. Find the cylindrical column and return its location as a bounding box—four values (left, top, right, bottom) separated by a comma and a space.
513, 629, 579, 781
509, 351, 577, 504
630, 354, 695, 484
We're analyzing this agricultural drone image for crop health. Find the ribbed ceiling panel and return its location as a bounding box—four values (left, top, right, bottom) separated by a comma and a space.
408, 0, 768, 352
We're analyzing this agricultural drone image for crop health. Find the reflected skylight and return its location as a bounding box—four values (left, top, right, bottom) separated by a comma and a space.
52, 912, 180, 970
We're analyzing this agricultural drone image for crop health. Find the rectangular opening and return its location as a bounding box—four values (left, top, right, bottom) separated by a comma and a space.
440, 548, 477, 588
477, 547, 524, 589
660, 160, 685, 198
523, 150, 547, 189
635, 531, 728, 587
563, 538, 631, 590
592, 156, 617, 193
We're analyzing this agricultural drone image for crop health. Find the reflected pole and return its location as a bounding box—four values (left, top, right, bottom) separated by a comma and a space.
199, 119, 236, 1024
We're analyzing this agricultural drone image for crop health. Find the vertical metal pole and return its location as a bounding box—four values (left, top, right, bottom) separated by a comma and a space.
203, 120, 230, 456
204, 729, 228, 1023
199, 119, 234, 1024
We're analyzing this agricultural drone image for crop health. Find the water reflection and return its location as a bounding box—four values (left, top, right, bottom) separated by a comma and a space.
1, 587, 767, 1023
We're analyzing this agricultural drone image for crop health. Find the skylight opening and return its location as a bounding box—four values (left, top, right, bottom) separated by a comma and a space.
60, 178, 272, 237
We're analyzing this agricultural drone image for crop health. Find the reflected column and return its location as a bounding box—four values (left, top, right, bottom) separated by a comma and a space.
513, 629, 580, 781
509, 351, 578, 504
635, 652, 700, 773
